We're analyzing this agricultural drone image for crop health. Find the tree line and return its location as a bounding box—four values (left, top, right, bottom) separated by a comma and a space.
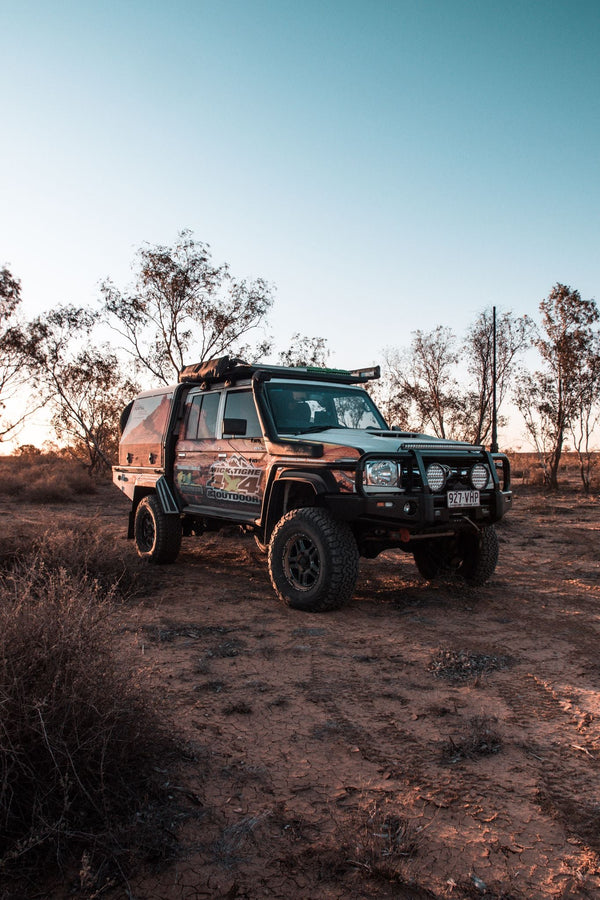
1, 232, 598, 490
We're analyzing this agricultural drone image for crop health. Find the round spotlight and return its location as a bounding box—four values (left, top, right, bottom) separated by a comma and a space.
426, 463, 446, 492
470, 463, 489, 490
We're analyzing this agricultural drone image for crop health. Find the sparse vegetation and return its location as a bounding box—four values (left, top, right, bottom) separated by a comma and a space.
0, 454, 598, 896
0, 453, 97, 503
337, 799, 420, 884
0, 522, 181, 896
429, 649, 512, 681
441, 715, 503, 763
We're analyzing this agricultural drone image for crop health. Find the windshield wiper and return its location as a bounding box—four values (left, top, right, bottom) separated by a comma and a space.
297, 424, 348, 434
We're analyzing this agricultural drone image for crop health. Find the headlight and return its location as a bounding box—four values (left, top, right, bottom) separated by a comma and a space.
470, 463, 490, 490
365, 459, 399, 486
426, 463, 447, 492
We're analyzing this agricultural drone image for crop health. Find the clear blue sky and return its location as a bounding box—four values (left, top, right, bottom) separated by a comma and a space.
1, 0, 599, 374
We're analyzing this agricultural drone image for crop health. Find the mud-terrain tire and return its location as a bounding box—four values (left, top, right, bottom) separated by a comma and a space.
134, 494, 182, 564
413, 527, 498, 586
413, 538, 453, 580
268, 508, 359, 612
458, 525, 498, 586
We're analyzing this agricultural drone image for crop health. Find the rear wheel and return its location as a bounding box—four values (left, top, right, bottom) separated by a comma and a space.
413, 526, 498, 586
412, 537, 454, 580
268, 507, 359, 611
134, 494, 182, 564
458, 526, 498, 586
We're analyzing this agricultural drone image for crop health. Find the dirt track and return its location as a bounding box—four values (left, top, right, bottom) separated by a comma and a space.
17, 482, 600, 898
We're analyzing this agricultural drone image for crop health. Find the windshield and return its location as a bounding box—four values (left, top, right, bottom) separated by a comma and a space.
265, 382, 388, 433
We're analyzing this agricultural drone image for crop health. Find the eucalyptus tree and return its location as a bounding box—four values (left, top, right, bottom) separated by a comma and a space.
18, 306, 137, 471
380, 326, 462, 438
0, 267, 42, 442
277, 334, 330, 368
461, 308, 533, 446
515, 283, 599, 490
101, 230, 274, 385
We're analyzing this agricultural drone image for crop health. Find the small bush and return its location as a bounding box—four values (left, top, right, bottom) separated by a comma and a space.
0, 561, 177, 892
21, 472, 76, 503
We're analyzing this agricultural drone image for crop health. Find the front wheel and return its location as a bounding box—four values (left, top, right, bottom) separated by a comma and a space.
268, 508, 359, 611
134, 494, 182, 564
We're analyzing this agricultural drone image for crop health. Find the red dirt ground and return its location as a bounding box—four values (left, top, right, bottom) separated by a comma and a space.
7, 473, 600, 899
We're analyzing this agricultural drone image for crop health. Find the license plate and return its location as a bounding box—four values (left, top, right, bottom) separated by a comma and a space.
447, 489, 480, 508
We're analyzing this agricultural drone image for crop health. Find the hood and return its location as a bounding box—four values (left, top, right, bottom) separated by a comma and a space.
288, 428, 480, 455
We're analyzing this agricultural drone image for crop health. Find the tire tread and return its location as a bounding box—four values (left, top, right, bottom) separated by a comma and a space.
268, 507, 359, 611
134, 494, 182, 564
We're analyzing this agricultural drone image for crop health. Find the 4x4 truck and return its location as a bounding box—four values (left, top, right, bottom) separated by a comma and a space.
113, 356, 512, 612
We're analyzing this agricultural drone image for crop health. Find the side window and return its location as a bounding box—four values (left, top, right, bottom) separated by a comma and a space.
119, 390, 172, 466
185, 392, 220, 440
185, 396, 201, 439
122, 392, 173, 442
198, 392, 220, 438
223, 390, 262, 438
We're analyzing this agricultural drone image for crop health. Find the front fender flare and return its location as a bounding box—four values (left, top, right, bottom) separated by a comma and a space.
262, 470, 330, 543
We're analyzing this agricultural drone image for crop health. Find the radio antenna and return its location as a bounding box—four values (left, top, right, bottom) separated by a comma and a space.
490, 305, 499, 453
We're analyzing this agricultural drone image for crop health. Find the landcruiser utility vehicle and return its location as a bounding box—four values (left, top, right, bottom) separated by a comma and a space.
113, 356, 512, 611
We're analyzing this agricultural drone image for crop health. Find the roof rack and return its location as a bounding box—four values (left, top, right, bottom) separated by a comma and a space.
179, 356, 381, 386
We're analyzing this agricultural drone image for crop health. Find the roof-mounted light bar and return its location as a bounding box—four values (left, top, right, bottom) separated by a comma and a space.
349, 365, 381, 380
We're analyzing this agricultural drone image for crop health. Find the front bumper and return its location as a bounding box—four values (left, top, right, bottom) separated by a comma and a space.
324, 487, 511, 533
325, 447, 512, 534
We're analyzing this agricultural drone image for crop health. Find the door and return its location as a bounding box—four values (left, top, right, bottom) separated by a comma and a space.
204, 389, 267, 519
174, 388, 267, 522
174, 389, 221, 508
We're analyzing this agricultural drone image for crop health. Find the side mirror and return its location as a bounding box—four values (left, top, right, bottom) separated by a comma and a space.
222, 417, 247, 436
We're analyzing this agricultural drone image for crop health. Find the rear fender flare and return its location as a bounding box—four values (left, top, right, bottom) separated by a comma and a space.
127, 477, 180, 538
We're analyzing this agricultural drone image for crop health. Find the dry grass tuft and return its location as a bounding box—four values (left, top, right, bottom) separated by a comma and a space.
339, 798, 420, 884
441, 715, 503, 763
429, 649, 512, 682
0, 519, 146, 598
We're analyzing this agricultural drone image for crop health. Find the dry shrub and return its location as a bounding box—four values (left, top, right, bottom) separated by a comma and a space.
21, 472, 77, 503
429, 649, 511, 682
0, 562, 179, 894
441, 715, 503, 763
34, 520, 144, 596
0, 519, 145, 598
339, 798, 419, 884
0, 518, 182, 895
0, 454, 97, 503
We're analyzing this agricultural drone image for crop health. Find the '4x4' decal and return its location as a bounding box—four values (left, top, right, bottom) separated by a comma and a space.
207, 454, 262, 504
